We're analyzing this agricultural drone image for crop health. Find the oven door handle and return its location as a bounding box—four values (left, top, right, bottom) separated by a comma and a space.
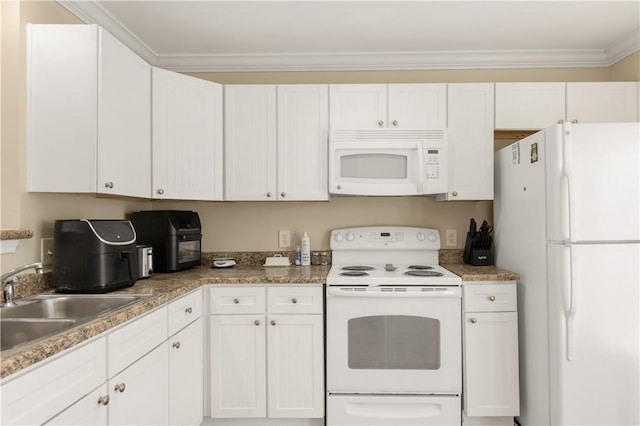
327, 287, 461, 298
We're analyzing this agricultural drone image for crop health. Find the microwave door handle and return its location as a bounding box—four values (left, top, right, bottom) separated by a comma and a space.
416, 142, 425, 194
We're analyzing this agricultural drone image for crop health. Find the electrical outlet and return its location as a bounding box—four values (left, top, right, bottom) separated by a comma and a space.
41, 237, 53, 267
445, 229, 458, 247
278, 230, 291, 248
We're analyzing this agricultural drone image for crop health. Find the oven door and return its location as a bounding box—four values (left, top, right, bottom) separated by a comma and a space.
326, 286, 461, 394
329, 140, 424, 196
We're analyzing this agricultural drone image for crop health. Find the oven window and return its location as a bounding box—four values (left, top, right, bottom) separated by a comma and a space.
178, 240, 200, 263
347, 315, 440, 370
340, 154, 407, 179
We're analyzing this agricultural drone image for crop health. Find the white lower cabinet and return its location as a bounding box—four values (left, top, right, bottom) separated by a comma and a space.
46, 384, 109, 425
208, 285, 324, 421
463, 283, 519, 423
169, 318, 204, 425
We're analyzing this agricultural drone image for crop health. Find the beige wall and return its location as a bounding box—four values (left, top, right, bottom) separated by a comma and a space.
609, 51, 640, 81
1, 0, 637, 273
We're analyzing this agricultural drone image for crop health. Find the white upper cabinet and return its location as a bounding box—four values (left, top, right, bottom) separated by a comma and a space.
225, 84, 329, 201
225, 85, 277, 201
495, 82, 566, 129
566, 82, 639, 123
329, 84, 446, 131
437, 83, 494, 201
152, 68, 223, 200
495, 82, 639, 130
277, 85, 329, 201
27, 24, 151, 198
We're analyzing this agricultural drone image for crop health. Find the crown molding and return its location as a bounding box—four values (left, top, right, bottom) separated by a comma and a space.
58, 0, 638, 73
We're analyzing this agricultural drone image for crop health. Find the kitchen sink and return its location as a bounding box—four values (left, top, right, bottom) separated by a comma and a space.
0, 294, 151, 355
0, 294, 150, 319
1, 318, 77, 352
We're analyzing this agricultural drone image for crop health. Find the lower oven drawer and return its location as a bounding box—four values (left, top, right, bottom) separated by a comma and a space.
327, 394, 461, 426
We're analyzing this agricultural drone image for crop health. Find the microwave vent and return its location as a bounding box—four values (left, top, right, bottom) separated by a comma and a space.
331, 129, 445, 140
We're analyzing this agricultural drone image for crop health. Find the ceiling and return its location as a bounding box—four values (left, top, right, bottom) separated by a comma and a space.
58, 1, 640, 72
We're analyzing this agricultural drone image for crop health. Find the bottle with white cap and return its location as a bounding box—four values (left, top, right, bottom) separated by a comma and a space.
301, 232, 311, 266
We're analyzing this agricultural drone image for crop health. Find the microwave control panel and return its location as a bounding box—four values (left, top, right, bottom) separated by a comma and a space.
421, 141, 447, 194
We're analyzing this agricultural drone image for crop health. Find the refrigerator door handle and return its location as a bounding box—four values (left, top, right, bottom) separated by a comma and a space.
564, 243, 578, 361
561, 123, 576, 242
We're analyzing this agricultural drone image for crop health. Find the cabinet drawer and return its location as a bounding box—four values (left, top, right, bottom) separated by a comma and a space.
107, 306, 168, 378
209, 286, 265, 314
168, 288, 202, 336
1, 338, 106, 426
267, 286, 323, 314
464, 284, 516, 312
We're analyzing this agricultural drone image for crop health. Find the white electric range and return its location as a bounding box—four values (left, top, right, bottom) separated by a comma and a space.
325, 226, 463, 426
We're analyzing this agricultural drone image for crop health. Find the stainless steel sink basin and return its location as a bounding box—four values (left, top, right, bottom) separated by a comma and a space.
0, 294, 151, 355
0, 294, 149, 319
1, 318, 77, 352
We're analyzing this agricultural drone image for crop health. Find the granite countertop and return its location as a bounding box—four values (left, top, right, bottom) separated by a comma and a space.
1, 265, 329, 379
1, 261, 516, 379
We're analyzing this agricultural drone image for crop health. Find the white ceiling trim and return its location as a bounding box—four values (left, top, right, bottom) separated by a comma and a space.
58, 0, 638, 73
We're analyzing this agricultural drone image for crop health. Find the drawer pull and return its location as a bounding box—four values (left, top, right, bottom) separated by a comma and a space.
173, 341, 181, 349
291, 298, 298, 304
185, 307, 193, 314
98, 395, 110, 405
271, 320, 277, 326
489, 295, 496, 302
115, 383, 126, 393
470, 317, 477, 324
233, 298, 240, 304
254, 320, 261, 326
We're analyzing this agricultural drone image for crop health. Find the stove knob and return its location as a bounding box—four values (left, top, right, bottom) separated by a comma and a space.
428, 232, 438, 242
417, 232, 426, 241
345, 232, 355, 242
333, 233, 344, 243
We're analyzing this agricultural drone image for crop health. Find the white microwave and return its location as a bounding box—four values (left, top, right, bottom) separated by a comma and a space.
329, 129, 447, 196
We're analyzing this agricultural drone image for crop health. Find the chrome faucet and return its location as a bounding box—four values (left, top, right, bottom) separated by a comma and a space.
1, 262, 45, 307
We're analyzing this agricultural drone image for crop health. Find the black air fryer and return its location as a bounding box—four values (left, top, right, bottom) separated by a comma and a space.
52, 220, 138, 293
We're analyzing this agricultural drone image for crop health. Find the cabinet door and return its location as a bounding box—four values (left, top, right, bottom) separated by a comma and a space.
169, 318, 203, 426
267, 314, 324, 418
438, 83, 494, 201
97, 28, 151, 198
388, 83, 447, 129
277, 85, 329, 201
44, 385, 108, 426
152, 68, 223, 200
329, 84, 387, 130
210, 315, 267, 418
109, 343, 169, 425
495, 82, 566, 129
225, 85, 277, 200
567, 82, 639, 123
464, 312, 520, 417
26, 24, 98, 193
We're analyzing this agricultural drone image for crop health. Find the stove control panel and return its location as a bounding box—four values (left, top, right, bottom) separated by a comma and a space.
330, 226, 440, 250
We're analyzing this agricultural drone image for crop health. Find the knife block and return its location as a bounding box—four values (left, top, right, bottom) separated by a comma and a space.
463, 233, 493, 266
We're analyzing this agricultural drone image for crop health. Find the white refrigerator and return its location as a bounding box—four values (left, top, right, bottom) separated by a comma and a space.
494, 123, 639, 426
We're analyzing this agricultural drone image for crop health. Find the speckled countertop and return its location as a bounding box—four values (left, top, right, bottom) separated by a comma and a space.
1, 265, 328, 379
1, 259, 517, 379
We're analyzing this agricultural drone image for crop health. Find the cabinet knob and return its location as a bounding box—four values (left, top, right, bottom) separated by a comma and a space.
571, 119, 578, 124
470, 317, 477, 324
157, 188, 164, 195
392, 120, 398, 127
173, 341, 181, 349
271, 320, 277, 326
337, 185, 342, 190
557, 119, 565, 124
452, 191, 458, 197
378, 120, 384, 127
266, 192, 272, 198
115, 383, 126, 393
98, 395, 110, 406
291, 297, 298, 304
254, 320, 261, 326
233, 298, 240, 304
489, 295, 496, 302
104, 181, 114, 189
185, 307, 193, 314
281, 192, 286, 198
